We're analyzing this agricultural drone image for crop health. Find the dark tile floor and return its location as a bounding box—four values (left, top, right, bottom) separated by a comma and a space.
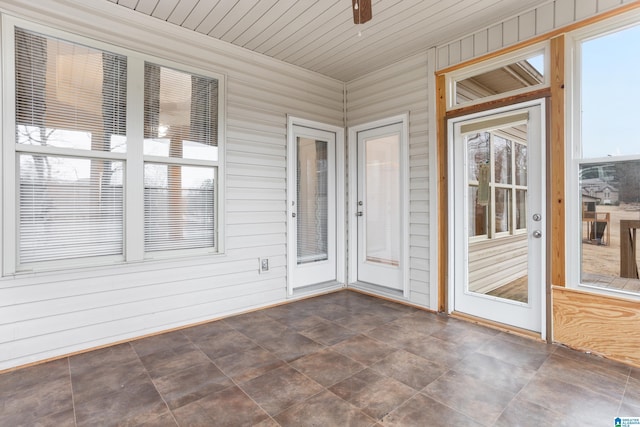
1, 290, 639, 426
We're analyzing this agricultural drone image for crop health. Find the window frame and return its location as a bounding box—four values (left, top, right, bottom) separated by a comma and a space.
445, 42, 550, 111
467, 129, 528, 243
1, 16, 226, 276
566, 10, 640, 300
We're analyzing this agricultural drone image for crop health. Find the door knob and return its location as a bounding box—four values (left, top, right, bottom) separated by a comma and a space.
356, 212, 363, 217
532, 230, 542, 238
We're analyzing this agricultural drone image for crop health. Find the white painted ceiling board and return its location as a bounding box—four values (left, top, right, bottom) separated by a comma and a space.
111, 0, 553, 81
151, 0, 179, 20
135, 0, 159, 15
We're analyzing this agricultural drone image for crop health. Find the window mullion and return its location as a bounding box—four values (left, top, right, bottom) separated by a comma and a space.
2, 20, 17, 275
126, 57, 145, 262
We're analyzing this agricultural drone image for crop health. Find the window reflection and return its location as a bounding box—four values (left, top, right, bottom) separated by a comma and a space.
580, 161, 640, 294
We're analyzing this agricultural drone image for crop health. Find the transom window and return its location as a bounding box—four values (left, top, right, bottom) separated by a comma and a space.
4, 21, 224, 273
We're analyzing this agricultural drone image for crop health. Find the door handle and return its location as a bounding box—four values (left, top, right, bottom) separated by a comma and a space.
356, 212, 363, 217
292, 213, 296, 218
532, 230, 542, 238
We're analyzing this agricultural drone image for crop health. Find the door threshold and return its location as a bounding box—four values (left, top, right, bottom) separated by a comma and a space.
349, 281, 404, 299
450, 311, 544, 342
290, 281, 345, 299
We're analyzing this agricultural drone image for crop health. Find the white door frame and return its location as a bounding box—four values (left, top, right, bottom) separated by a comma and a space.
447, 100, 546, 337
286, 116, 345, 296
348, 114, 410, 297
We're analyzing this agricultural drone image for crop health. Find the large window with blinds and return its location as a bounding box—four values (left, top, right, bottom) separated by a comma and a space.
4, 21, 223, 273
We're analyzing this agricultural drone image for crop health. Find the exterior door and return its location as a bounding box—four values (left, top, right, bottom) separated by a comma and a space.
450, 102, 545, 333
356, 122, 404, 291
289, 124, 337, 290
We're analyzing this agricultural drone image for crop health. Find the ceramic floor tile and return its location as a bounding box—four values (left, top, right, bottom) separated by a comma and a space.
291, 348, 365, 387
517, 374, 620, 426
223, 311, 275, 333
423, 369, 516, 425
0, 358, 69, 396
494, 397, 569, 427
332, 334, 396, 366
172, 385, 270, 426
213, 345, 286, 383
193, 329, 257, 360
477, 335, 552, 371
239, 365, 324, 416
381, 393, 484, 427
0, 376, 73, 427
371, 350, 448, 390
130, 331, 192, 358
365, 323, 429, 349
622, 377, 640, 411
75, 381, 169, 427
329, 368, 416, 421
71, 361, 150, 405
258, 329, 325, 362
451, 352, 536, 394
152, 361, 234, 409
69, 343, 140, 377
537, 353, 627, 401
400, 335, 474, 368
1, 290, 638, 427
338, 313, 397, 333
275, 390, 376, 427
139, 345, 211, 379
299, 320, 358, 345
553, 345, 631, 377
180, 319, 236, 341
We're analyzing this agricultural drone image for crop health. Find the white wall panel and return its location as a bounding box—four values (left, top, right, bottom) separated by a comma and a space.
346, 52, 432, 308
519, 10, 537, 40
536, 3, 556, 34
436, 0, 633, 70
503, 17, 519, 45
599, 0, 624, 12
474, 30, 489, 56
555, 0, 576, 26
460, 35, 474, 61
0, 0, 344, 370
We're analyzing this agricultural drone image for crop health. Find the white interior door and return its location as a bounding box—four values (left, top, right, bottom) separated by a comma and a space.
450, 102, 545, 333
289, 124, 337, 290
356, 123, 404, 291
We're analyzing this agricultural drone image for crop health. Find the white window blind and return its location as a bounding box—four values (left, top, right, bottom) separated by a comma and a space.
143, 63, 218, 253
14, 27, 126, 265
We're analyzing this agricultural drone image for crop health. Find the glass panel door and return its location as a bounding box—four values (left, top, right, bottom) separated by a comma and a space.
289, 125, 336, 289
451, 103, 544, 333
357, 123, 404, 290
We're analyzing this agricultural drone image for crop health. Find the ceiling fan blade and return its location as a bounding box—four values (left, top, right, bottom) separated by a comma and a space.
352, 0, 372, 24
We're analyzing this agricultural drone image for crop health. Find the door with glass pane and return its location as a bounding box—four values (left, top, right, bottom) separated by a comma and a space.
356, 123, 404, 290
450, 103, 544, 332
289, 125, 337, 289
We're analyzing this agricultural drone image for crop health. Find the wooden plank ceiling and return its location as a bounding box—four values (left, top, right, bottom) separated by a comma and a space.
108, 0, 549, 81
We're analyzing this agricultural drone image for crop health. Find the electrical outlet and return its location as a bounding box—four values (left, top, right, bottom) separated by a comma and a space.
259, 258, 269, 273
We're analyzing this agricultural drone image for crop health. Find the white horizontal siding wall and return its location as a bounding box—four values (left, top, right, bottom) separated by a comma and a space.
436, 0, 637, 70
345, 52, 434, 308
0, 0, 344, 370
